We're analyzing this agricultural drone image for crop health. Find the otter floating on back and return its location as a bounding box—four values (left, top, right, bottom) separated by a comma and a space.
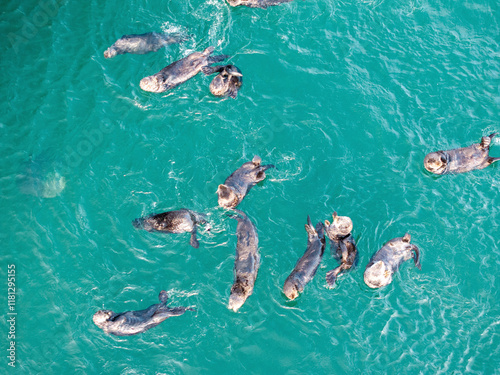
324, 212, 357, 288
140, 46, 228, 93
363, 233, 420, 289
217, 155, 274, 209
203, 64, 243, 99
424, 132, 499, 175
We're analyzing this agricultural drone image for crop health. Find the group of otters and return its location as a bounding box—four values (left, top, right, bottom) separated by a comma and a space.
93, 2, 500, 336
93, 138, 499, 336
101, 3, 308, 97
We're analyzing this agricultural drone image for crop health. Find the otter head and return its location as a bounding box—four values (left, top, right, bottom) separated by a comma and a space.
283, 281, 300, 301
92, 310, 114, 328
324, 212, 353, 240
209, 65, 243, 97
228, 293, 246, 312
216, 184, 239, 208
103, 47, 118, 59
424, 152, 447, 174
228, 282, 248, 312
364, 261, 392, 289
132, 217, 156, 232
140, 75, 162, 93
209, 74, 227, 97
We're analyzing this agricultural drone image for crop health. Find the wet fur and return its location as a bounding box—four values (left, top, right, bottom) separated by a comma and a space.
228, 210, 260, 312
140, 46, 228, 93
227, 0, 294, 9
283, 217, 325, 300
93, 291, 192, 336
363, 234, 420, 289
325, 234, 357, 287
217, 156, 274, 209
132, 209, 207, 248
104, 32, 188, 58
205, 65, 243, 99
424, 133, 499, 174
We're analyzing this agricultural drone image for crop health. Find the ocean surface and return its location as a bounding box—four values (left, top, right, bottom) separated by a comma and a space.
1, 0, 499, 373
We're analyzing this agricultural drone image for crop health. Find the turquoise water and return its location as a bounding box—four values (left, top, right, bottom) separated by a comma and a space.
1, 0, 499, 373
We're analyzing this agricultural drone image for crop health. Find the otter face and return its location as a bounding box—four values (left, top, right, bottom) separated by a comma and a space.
209, 75, 227, 97
210, 66, 242, 97
325, 213, 353, 239
93, 310, 114, 328
228, 293, 246, 312
283, 281, 299, 300
103, 47, 117, 59
364, 261, 392, 288
140, 76, 162, 93
216, 184, 239, 208
424, 152, 447, 174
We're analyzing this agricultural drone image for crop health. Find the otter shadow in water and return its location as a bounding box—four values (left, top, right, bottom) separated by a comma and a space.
93, 291, 193, 336
16, 155, 66, 198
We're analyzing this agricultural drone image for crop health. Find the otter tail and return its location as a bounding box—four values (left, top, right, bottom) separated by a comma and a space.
488, 156, 500, 165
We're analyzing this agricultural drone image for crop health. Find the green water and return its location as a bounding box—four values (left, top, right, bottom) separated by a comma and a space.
1, 0, 499, 373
